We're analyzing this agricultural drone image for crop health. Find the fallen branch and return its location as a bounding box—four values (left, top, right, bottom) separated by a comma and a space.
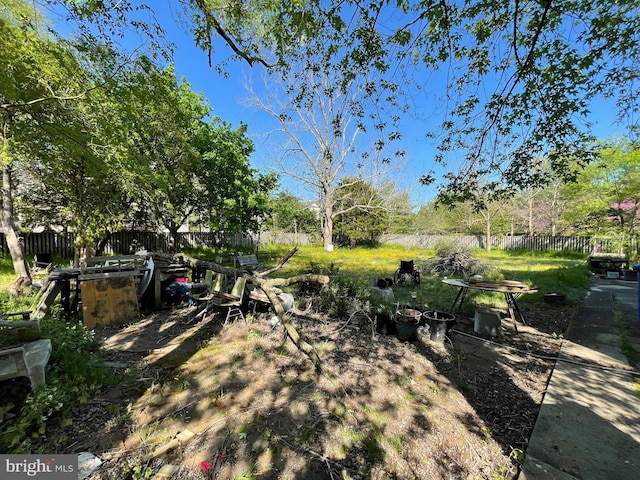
152, 249, 335, 377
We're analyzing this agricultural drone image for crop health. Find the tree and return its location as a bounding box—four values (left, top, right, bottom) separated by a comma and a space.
14, 45, 179, 263
333, 177, 388, 246
246, 63, 398, 249
384, 187, 416, 235
184, 0, 639, 202
268, 191, 319, 237
192, 120, 278, 244
118, 66, 209, 246
1, 0, 94, 276
561, 140, 640, 251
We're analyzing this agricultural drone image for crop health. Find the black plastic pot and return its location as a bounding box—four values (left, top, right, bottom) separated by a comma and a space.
375, 313, 395, 335
423, 310, 456, 343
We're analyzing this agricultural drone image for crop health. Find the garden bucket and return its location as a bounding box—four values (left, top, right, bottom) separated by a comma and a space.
423, 310, 456, 343
473, 309, 502, 337
394, 309, 421, 341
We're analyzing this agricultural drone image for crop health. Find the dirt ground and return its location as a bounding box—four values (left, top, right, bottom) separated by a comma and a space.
39, 299, 572, 480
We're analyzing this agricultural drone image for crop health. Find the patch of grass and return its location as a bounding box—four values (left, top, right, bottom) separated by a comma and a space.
509, 448, 525, 466
274, 343, 290, 356
456, 381, 470, 393
316, 340, 334, 356
184, 245, 591, 315
298, 419, 326, 444
430, 381, 443, 395
361, 432, 386, 463
389, 433, 406, 452
252, 346, 267, 359
332, 403, 347, 418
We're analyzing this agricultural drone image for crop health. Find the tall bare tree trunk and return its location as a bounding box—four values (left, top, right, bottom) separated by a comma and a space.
484, 209, 492, 252
322, 181, 333, 250
528, 197, 534, 235
1, 163, 30, 279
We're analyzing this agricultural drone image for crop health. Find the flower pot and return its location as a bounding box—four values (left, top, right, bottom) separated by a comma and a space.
394, 309, 421, 341
394, 319, 419, 341
423, 310, 456, 343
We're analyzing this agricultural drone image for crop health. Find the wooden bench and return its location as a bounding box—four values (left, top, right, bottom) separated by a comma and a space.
237, 254, 263, 272
0, 316, 52, 389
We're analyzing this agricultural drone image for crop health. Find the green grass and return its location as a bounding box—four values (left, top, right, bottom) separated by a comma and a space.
250, 245, 591, 313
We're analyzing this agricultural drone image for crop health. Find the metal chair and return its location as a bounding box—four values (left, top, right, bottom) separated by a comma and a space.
394, 260, 420, 286
210, 277, 247, 324
189, 272, 225, 301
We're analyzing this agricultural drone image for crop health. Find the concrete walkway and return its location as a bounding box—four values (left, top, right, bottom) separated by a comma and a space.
519, 277, 640, 480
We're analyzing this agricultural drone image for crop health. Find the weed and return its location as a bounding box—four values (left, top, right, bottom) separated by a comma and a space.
238, 461, 259, 480
456, 381, 470, 392
123, 463, 153, 480
298, 424, 320, 443
361, 433, 386, 463
316, 341, 334, 356
616, 312, 640, 364
106, 404, 121, 416
389, 433, 405, 452
332, 403, 346, 418
509, 448, 525, 465
274, 344, 290, 356
0, 315, 119, 453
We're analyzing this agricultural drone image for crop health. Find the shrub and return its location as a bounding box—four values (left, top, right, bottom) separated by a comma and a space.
296, 261, 371, 318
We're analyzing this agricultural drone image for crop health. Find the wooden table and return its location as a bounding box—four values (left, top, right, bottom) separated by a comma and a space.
442, 278, 538, 332
33, 265, 148, 320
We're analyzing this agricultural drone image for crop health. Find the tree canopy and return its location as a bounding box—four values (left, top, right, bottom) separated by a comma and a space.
33, 1, 639, 201
2, 0, 278, 275
184, 0, 640, 201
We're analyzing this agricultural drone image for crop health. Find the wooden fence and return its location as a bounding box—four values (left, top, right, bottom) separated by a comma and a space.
0, 231, 634, 259
378, 234, 609, 253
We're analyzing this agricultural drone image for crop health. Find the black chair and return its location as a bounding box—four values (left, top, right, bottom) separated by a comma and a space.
394, 260, 420, 286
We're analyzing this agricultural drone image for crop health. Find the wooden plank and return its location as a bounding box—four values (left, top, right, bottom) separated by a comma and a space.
79, 271, 143, 281
85, 255, 142, 266
81, 275, 139, 328
31, 281, 64, 320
